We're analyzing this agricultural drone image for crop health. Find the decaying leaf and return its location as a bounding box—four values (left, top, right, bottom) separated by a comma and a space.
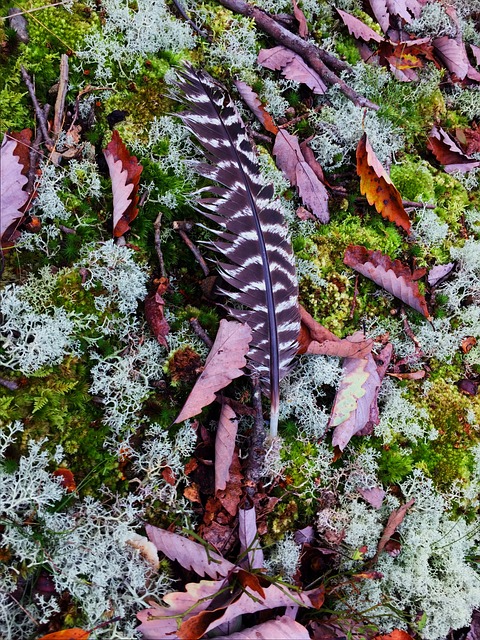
234, 81, 279, 134
144, 278, 169, 348
344, 245, 431, 319
37, 631, 90, 640
145, 525, 235, 579
337, 9, 383, 43
126, 533, 160, 570
356, 133, 411, 234
427, 126, 480, 173
214, 615, 310, 639
0, 129, 31, 243
372, 498, 415, 563
238, 506, 264, 570
433, 36, 469, 80
103, 130, 143, 237
215, 401, 238, 492
258, 46, 327, 94
375, 629, 415, 640
328, 340, 382, 450
273, 129, 329, 223
358, 486, 386, 509
292, 0, 308, 37
427, 262, 455, 287
174, 320, 252, 423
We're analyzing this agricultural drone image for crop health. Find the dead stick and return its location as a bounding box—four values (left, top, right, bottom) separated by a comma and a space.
244, 373, 266, 502
20, 66, 54, 148
189, 317, 214, 349
174, 222, 210, 276
216, 0, 378, 110
27, 113, 46, 192
53, 54, 69, 137
356, 196, 435, 210
153, 211, 167, 278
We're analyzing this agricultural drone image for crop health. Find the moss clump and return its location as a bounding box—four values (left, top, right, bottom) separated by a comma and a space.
390, 157, 436, 202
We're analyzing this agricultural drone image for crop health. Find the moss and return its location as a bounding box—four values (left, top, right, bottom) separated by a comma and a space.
390, 156, 436, 203
433, 171, 470, 233
334, 34, 362, 65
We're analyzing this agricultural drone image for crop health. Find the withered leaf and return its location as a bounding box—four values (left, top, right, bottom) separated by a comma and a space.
376, 630, 415, 640
368, 0, 390, 33
144, 278, 169, 348
372, 498, 415, 563
238, 506, 264, 570
337, 9, 383, 43
146, 525, 235, 578
427, 126, 480, 173
357, 133, 411, 234
37, 631, 90, 640
103, 130, 143, 237
174, 320, 252, 423
215, 401, 238, 492
292, 0, 308, 37
0, 130, 31, 244
258, 46, 327, 94
358, 486, 385, 509
234, 80, 278, 134
214, 615, 310, 640
433, 36, 469, 80
344, 245, 431, 319
427, 262, 454, 287
126, 533, 160, 570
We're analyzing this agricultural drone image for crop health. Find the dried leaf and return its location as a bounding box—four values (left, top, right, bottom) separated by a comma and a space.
372, 498, 415, 563
273, 129, 304, 185
234, 81, 278, 134
375, 630, 415, 640
433, 36, 469, 79
358, 486, 385, 509
471, 44, 480, 67
388, 370, 425, 380
337, 9, 383, 43
328, 341, 382, 450
37, 631, 90, 640
215, 401, 238, 492
174, 320, 252, 423
126, 533, 160, 570
103, 130, 143, 237
427, 126, 480, 173
144, 278, 169, 348
385, 0, 421, 23
0, 130, 31, 243
238, 506, 264, 570
258, 46, 327, 94
357, 133, 411, 234
427, 262, 454, 287
344, 245, 431, 319
292, 0, 308, 37
216, 616, 311, 640
145, 525, 235, 579
461, 336, 477, 354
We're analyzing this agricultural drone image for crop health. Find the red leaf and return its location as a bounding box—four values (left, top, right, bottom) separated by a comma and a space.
344, 245, 431, 319
144, 278, 169, 348
357, 133, 411, 234
37, 631, 90, 640
337, 9, 383, 43
258, 46, 327, 94
292, 0, 308, 38
0, 130, 31, 243
103, 130, 143, 237
234, 81, 279, 134
427, 125, 470, 165
52, 468, 76, 492
215, 401, 238, 492
174, 320, 252, 423
375, 631, 415, 640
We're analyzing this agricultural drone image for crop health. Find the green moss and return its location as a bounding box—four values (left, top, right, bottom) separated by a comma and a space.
334, 34, 361, 65
390, 156, 435, 203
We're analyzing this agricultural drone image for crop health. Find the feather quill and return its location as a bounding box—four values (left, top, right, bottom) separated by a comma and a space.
175, 65, 300, 436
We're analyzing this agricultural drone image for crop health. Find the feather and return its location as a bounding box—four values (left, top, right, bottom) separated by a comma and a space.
175, 65, 300, 436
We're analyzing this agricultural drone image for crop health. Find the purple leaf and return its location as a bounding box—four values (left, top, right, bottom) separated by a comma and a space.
367, 0, 390, 33
337, 9, 384, 43
0, 130, 31, 243
258, 46, 327, 94
238, 506, 264, 570
427, 262, 454, 287
433, 36, 469, 79
295, 161, 329, 223
358, 486, 386, 509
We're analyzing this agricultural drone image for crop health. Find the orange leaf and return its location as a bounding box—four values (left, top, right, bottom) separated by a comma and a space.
52, 468, 76, 492
103, 130, 143, 238
356, 133, 411, 234
375, 630, 415, 640
234, 81, 278, 134
37, 630, 90, 640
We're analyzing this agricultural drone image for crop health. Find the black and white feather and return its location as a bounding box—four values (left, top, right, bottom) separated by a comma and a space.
175, 64, 300, 436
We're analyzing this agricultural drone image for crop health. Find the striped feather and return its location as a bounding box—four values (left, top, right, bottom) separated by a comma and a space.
175, 65, 300, 436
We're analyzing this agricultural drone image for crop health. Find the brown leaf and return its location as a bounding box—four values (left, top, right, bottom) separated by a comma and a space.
298, 305, 338, 348
144, 278, 169, 348
292, 0, 308, 37
145, 525, 235, 579
337, 9, 384, 43
356, 133, 411, 234
258, 46, 327, 94
427, 126, 480, 172
273, 129, 304, 184
174, 320, 252, 423
372, 498, 415, 563
214, 615, 310, 639
103, 130, 143, 238
184, 482, 202, 503
0, 130, 31, 244
52, 468, 76, 492
388, 370, 425, 380
344, 245, 431, 319
461, 336, 477, 354
126, 533, 160, 570
234, 81, 278, 134
217, 451, 243, 516
215, 401, 238, 492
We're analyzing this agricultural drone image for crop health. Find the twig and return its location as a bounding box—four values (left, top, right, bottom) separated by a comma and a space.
53, 54, 69, 137
0, 377, 19, 391
278, 104, 323, 129
27, 113, 46, 193
356, 196, 436, 209
244, 373, 266, 502
20, 66, 53, 149
153, 211, 167, 278
174, 221, 210, 276
59, 225, 76, 234
171, 0, 209, 38
189, 317, 214, 349
216, 0, 378, 110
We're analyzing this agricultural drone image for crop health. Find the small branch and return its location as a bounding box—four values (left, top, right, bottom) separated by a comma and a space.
216, 0, 378, 110
27, 115, 45, 193
189, 317, 214, 349
356, 196, 436, 209
174, 221, 210, 276
171, 0, 209, 38
20, 66, 54, 149
244, 373, 266, 502
53, 54, 69, 137
153, 211, 167, 278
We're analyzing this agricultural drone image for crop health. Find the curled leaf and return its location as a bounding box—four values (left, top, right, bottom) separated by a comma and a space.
234, 80, 278, 134
372, 498, 415, 563
103, 130, 143, 237
357, 133, 411, 234
238, 506, 264, 570
0, 130, 31, 244
144, 278, 169, 348
344, 245, 431, 319
174, 320, 252, 423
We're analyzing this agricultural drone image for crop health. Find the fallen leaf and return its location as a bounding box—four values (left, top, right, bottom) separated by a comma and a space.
184, 482, 202, 503
145, 525, 235, 579
258, 46, 327, 94
375, 630, 415, 640
433, 36, 469, 79
0, 130, 31, 244
144, 278, 169, 348
273, 128, 303, 186
215, 401, 238, 492
52, 468, 76, 492
234, 81, 278, 134
358, 486, 386, 509
359, 342, 393, 435
356, 133, 411, 234
372, 498, 415, 563
461, 336, 477, 354
368, 0, 390, 32
214, 615, 310, 639
238, 506, 264, 570
388, 370, 425, 380
328, 341, 382, 451
295, 161, 329, 223
427, 262, 455, 287
217, 451, 243, 517
126, 533, 160, 570
344, 245, 431, 319
471, 44, 480, 67
174, 320, 252, 423
103, 130, 143, 237
427, 126, 480, 172
37, 631, 90, 640
337, 9, 383, 43
292, 0, 308, 38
